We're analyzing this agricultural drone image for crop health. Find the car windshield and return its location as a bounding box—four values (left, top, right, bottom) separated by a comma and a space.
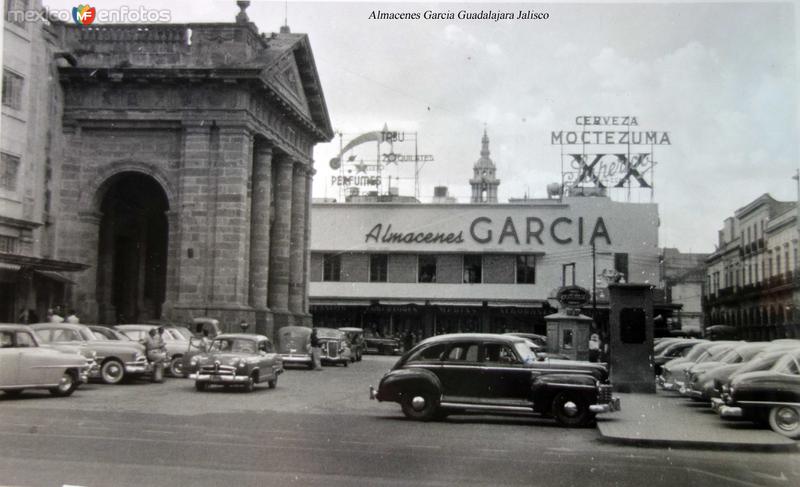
513, 342, 537, 363
209, 338, 257, 354
169, 327, 194, 340
717, 348, 743, 364
774, 352, 800, 375
166, 328, 190, 340
683, 343, 714, 361
316, 329, 343, 339
737, 352, 786, 374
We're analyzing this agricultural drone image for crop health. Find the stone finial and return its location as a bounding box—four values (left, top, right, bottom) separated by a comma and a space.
236, 1, 250, 24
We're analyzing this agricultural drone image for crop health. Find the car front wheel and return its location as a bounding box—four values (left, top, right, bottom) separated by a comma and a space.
551, 391, 593, 427
769, 405, 800, 439
49, 371, 77, 397
169, 357, 184, 377
243, 374, 255, 393
100, 359, 125, 384
400, 392, 439, 421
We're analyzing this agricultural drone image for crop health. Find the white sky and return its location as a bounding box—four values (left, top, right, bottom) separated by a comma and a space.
43, 0, 800, 253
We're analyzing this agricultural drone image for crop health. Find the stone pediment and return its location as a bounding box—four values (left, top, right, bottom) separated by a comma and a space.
257, 33, 333, 141
263, 50, 312, 121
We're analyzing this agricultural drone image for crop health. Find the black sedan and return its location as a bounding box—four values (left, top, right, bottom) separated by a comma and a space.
370, 333, 619, 427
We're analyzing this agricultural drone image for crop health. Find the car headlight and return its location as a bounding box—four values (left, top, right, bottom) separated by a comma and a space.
235, 359, 247, 368
190, 356, 199, 365
134, 352, 145, 361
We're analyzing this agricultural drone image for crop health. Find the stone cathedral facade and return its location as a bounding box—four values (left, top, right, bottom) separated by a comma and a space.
51, 7, 332, 335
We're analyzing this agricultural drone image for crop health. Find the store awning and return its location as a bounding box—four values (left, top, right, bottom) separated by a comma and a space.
487, 301, 543, 308
34, 270, 75, 284
429, 300, 483, 307
310, 299, 372, 307
0, 252, 88, 272
378, 299, 427, 306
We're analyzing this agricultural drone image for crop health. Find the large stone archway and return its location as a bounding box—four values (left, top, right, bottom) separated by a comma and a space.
95, 172, 170, 324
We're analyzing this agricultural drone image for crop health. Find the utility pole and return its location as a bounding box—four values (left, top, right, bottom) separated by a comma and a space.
592, 241, 597, 325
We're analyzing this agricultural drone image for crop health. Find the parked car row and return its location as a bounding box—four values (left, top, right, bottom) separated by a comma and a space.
656, 337, 800, 439
2, 321, 383, 396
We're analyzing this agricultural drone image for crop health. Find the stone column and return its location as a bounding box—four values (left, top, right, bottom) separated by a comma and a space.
76, 210, 102, 322
303, 168, 314, 316
288, 161, 308, 315
96, 210, 116, 323
160, 210, 180, 320
174, 124, 213, 313
249, 143, 273, 335
268, 154, 294, 325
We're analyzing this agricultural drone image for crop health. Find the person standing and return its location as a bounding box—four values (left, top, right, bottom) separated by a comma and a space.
65, 309, 80, 324
403, 330, 414, 352
310, 328, 322, 370
588, 333, 602, 363
47, 308, 64, 323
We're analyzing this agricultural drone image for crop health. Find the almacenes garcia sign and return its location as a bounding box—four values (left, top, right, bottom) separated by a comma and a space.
364, 216, 612, 246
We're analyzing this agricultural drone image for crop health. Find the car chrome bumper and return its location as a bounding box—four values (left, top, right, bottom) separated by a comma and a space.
711, 397, 724, 412
590, 397, 621, 414
190, 373, 250, 384
280, 355, 312, 364
124, 363, 151, 374
719, 405, 743, 418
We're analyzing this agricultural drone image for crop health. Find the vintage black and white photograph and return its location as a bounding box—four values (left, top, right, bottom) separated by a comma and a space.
1, 0, 799, 485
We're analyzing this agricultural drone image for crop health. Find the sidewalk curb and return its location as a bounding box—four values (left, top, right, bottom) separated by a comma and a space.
597, 433, 799, 452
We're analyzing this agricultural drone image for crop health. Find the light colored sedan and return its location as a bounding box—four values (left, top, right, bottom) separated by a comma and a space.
32, 323, 148, 384
1, 323, 91, 397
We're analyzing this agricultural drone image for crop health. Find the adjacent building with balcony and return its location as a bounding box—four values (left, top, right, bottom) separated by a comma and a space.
704, 193, 799, 339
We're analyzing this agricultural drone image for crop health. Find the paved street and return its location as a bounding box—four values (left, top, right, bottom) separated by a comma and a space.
1, 356, 798, 487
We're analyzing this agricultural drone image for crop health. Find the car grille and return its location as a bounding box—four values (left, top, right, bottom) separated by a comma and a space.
199, 364, 235, 375
598, 384, 613, 403
322, 341, 339, 358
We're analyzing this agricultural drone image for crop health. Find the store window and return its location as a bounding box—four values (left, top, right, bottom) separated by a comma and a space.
0, 236, 16, 253
2, 70, 23, 110
322, 254, 341, 282
516, 255, 536, 284
418, 255, 437, 283
4, 0, 26, 27
0, 153, 20, 191
369, 254, 388, 282
463, 254, 482, 283
562, 329, 573, 349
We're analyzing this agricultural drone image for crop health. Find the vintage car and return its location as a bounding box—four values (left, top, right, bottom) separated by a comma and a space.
658, 341, 737, 391
363, 330, 403, 355
653, 339, 707, 376
681, 342, 769, 399
31, 323, 149, 385
718, 348, 800, 439
115, 324, 189, 377
339, 327, 365, 361
192, 317, 221, 338
369, 333, 620, 427
316, 327, 352, 366
189, 333, 283, 392
710, 347, 800, 410
1, 324, 92, 397
277, 326, 313, 368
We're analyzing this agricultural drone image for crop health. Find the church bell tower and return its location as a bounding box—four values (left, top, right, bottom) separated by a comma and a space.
470, 130, 500, 203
